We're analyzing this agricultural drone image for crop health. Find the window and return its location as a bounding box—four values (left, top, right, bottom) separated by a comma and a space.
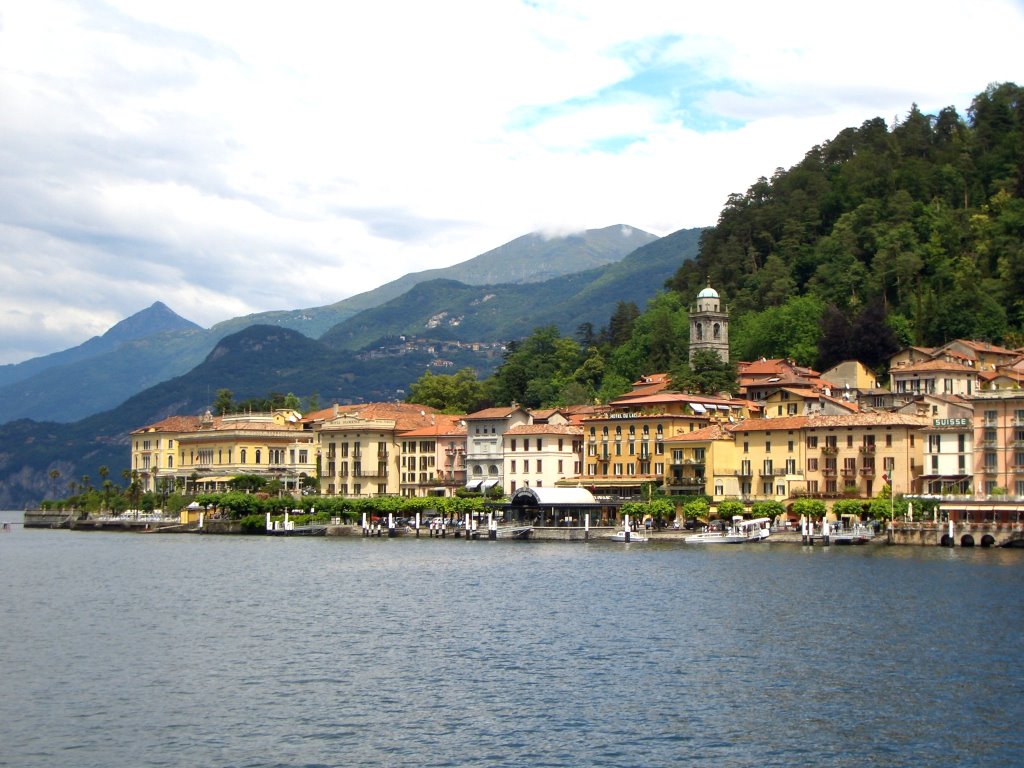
255, 449, 261, 465
511, 439, 517, 451
523, 460, 529, 473
536, 460, 542, 472
510, 460, 516, 473
807, 458, 818, 471
807, 436, 818, 448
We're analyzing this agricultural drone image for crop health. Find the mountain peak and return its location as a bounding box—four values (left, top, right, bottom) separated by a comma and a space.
102, 302, 202, 344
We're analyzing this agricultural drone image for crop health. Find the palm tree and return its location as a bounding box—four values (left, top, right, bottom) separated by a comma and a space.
49, 469, 60, 500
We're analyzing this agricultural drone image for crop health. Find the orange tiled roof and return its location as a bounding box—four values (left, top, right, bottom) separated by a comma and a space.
465, 406, 526, 420
890, 359, 979, 374
132, 415, 208, 434
399, 414, 467, 437
728, 413, 927, 433
671, 423, 730, 442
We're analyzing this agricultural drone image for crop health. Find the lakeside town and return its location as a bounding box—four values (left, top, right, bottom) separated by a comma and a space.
44, 283, 1016, 549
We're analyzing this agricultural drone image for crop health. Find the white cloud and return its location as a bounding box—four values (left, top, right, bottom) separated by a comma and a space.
0, 0, 1022, 362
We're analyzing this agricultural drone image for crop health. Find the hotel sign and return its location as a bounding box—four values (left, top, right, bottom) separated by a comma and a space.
933, 418, 969, 428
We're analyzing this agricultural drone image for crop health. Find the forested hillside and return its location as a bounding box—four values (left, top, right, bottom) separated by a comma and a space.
666, 81, 1024, 368
424, 82, 1024, 411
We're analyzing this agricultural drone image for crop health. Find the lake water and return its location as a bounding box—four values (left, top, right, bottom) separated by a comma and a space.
1, 514, 1023, 767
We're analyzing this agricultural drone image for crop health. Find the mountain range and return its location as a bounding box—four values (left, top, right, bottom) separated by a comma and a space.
0, 224, 700, 507
0, 224, 660, 425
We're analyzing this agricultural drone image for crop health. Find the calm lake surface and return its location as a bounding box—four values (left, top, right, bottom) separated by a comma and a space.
2, 514, 1023, 767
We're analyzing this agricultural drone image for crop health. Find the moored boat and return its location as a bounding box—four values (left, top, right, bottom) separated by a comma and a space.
685, 516, 771, 544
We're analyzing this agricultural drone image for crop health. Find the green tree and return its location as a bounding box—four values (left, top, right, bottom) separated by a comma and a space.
407, 368, 488, 413
213, 388, 234, 416
672, 349, 738, 395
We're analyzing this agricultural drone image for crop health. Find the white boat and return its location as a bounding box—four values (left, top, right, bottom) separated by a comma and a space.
608, 529, 647, 542
830, 523, 875, 545
685, 516, 771, 544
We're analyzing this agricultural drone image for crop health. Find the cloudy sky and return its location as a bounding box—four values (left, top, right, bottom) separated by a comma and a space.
1, 1, 1022, 364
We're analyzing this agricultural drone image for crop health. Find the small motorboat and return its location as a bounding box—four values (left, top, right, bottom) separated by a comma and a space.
608, 529, 647, 542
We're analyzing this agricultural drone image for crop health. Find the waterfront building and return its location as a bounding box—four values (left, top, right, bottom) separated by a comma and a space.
502, 423, 584, 493
398, 414, 467, 497
661, 423, 736, 498
723, 412, 927, 501
130, 415, 204, 493
913, 395, 974, 495
967, 390, 1024, 497
313, 403, 438, 497
130, 409, 316, 495
689, 282, 729, 363
464, 405, 531, 493
574, 391, 746, 498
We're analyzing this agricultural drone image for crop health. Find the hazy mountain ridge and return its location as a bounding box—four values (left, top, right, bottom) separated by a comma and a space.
0, 225, 657, 425
320, 228, 701, 352
209, 224, 656, 339
0, 301, 201, 389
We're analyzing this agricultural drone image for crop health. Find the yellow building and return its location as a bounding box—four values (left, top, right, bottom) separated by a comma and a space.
662, 423, 737, 497
131, 410, 315, 494
313, 403, 438, 497
575, 392, 748, 497
176, 410, 314, 493
723, 413, 927, 502
130, 415, 202, 493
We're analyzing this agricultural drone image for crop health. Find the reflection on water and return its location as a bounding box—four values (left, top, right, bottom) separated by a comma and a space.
1, 524, 1022, 767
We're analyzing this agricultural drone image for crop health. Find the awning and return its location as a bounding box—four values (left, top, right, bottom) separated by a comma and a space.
481, 478, 499, 490
465, 480, 482, 491
690, 403, 707, 413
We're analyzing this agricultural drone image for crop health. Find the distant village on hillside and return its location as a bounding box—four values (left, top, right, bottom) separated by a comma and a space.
128, 284, 1024, 525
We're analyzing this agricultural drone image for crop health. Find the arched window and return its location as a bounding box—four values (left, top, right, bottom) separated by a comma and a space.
473, 464, 482, 475
488, 464, 499, 476
713, 322, 721, 339
695, 323, 703, 340
255, 449, 261, 465
240, 448, 247, 464
615, 425, 622, 436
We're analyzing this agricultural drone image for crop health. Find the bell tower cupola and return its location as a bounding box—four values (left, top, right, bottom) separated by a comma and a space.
689, 280, 729, 363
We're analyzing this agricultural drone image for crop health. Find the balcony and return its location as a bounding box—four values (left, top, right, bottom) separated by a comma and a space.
859, 467, 875, 476
356, 469, 388, 478
840, 468, 857, 477
734, 468, 754, 477
822, 468, 837, 477
858, 445, 876, 454
821, 445, 839, 455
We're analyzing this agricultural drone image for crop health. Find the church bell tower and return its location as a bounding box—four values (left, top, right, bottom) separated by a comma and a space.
689, 281, 729, 363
